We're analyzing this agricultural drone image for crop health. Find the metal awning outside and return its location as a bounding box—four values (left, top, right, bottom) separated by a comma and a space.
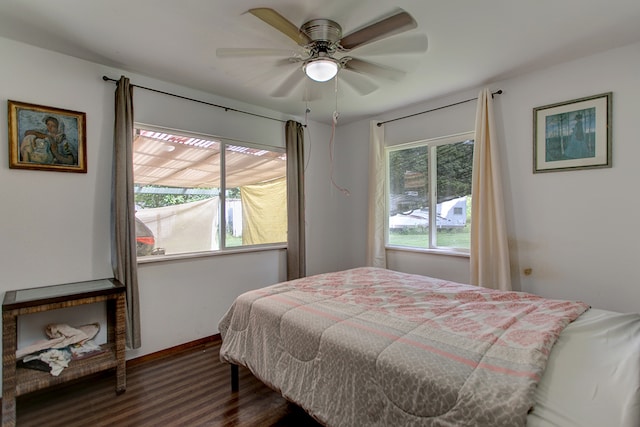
133, 130, 286, 188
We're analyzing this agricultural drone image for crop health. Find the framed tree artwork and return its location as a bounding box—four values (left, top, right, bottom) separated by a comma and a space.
533, 92, 611, 173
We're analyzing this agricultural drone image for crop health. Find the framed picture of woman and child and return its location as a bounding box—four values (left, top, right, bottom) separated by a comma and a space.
533, 92, 612, 173
8, 100, 87, 173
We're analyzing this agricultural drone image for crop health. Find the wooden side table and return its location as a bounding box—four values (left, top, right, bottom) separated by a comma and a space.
2, 279, 126, 427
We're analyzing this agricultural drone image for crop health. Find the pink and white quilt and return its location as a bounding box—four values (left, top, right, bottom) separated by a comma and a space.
219, 267, 589, 426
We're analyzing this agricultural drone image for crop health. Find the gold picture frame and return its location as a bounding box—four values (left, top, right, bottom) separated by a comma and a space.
8, 100, 87, 173
533, 92, 612, 173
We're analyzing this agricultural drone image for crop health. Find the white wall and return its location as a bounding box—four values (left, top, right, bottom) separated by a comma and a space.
299, 120, 347, 276
334, 41, 640, 314
0, 36, 340, 372
497, 41, 640, 313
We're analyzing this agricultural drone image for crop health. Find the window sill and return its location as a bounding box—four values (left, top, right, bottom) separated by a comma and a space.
385, 245, 470, 258
137, 244, 287, 264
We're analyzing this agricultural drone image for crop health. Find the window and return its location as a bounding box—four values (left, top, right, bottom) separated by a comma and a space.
133, 125, 287, 257
387, 132, 474, 251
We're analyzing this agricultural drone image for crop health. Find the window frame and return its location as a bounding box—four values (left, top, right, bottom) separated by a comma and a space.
385, 131, 474, 255
133, 123, 287, 263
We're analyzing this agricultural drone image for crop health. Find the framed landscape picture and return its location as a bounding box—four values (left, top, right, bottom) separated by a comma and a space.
8, 100, 87, 173
533, 92, 611, 173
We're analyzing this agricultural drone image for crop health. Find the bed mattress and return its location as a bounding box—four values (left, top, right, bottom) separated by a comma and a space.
528, 307, 640, 426
218, 267, 620, 426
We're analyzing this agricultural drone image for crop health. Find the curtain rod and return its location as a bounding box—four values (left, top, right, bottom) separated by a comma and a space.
102, 76, 286, 124
377, 89, 503, 127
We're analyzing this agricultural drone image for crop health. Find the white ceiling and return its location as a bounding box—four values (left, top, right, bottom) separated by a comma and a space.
1, 0, 640, 125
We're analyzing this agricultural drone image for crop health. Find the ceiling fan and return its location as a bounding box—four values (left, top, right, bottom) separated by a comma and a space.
216, 8, 427, 98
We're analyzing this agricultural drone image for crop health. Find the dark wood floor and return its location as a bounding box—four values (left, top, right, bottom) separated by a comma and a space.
13, 339, 323, 426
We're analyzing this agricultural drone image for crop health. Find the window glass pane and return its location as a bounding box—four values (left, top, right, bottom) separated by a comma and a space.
388, 146, 429, 248
133, 129, 221, 256
132, 127, 287, 257
386, 133, 473, 252
435, 139, 473, 249
226, 144, 287, 247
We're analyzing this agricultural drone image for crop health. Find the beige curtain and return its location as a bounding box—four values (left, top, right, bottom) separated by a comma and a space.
286, 120, 306, 280
111, 76, 142, 349
470, 88, 511, 291
366, 121, 387, 268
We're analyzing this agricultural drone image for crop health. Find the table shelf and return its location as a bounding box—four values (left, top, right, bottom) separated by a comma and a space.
16, 343, 118, 396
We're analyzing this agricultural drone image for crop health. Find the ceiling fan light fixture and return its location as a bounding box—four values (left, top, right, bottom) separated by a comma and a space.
304, 58, 339, 82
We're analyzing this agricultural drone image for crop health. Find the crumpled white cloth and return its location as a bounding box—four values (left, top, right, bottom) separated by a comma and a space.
17, 323, 100, 359
24, 348, 72, 376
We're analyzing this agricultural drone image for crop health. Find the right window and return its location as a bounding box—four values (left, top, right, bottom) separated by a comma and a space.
387, 132, 474, 251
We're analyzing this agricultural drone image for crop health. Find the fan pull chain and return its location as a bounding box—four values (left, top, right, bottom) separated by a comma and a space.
329, 75, 350, 196
333, 76, 339, 123
304, 102, 311, 172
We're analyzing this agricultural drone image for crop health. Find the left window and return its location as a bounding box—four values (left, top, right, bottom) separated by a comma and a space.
133, 125, 287, 257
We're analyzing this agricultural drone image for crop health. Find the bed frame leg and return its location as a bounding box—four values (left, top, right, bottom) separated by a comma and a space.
230, 364, 239, 392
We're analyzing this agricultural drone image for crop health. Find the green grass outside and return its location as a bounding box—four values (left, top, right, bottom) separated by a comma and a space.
225, 234, 243, 247
227, 228, 471, 250
388, 226, 470, 249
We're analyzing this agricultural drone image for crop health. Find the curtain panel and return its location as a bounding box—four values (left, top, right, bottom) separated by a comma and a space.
111, 76, 142, 349
366, 121, 387, 268
286, 120, 306, 280
470, 88, 511, 291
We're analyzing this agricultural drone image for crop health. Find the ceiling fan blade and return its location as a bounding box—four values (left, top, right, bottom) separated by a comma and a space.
248, 8, 311, 46
240, 60, 299, 88
338, 71, 378, 96
353, 34, 428, 56
271, 68, 306, 98
343, 58, 406, 81
301, 81, 324, 102
216, 48, 300, 58
274, 57, 304, 67
340, 10, 416, 51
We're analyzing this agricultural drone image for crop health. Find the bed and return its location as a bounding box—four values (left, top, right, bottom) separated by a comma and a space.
218, 267, 640, 426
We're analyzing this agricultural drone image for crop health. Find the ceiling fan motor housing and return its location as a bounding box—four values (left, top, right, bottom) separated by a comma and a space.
301, 18, 343, 81
301, 19, 342, 44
